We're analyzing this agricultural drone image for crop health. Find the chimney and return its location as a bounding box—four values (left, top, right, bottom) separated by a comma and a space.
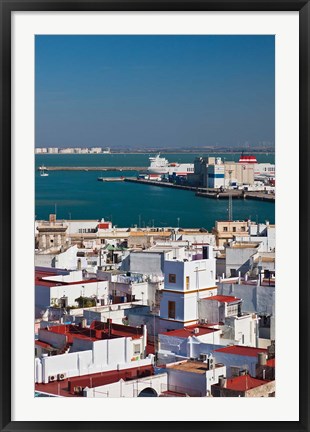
218, 376, 226, 388
107, 318, 112, 337
80, 318, 87, 328
258, 352, 267, 366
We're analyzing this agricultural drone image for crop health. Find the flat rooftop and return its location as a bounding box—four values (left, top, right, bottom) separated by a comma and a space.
35, 276, 99, 288
129, 231, 171, 237
168, 361, 209, 374
39, 321, 143, 344
167, 360, 222, 374
229, 243, 260, 249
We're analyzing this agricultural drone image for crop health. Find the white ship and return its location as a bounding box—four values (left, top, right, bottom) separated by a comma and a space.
147, 154, 194, 176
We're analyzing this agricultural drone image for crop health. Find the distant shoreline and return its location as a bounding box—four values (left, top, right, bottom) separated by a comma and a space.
35, 150, 275, 155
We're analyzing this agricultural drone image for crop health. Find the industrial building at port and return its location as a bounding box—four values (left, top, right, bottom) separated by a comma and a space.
34, 214, 275, 398
144, 155, 275, 191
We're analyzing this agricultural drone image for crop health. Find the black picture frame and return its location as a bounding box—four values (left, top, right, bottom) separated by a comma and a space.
0, 1, 309, 431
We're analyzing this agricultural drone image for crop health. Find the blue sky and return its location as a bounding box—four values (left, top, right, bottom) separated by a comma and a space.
35, 35, 275, 149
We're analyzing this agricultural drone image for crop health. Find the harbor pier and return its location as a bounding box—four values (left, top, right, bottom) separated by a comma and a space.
38, 166, 147, 172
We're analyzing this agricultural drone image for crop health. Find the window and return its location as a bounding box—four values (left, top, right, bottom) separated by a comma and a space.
223, 226, 228, 232
133, 344, 140, 355
186, 276, 190, 290
241, 226, 246, 232
232, 227, 236, 232
169, 274, 176, 283
168, 301, 176, 319
227, 304, 238, 316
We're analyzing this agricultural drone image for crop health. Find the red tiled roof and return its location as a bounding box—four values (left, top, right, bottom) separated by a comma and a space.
35, 364, 154, 397
214, 345, 268, 357
203, 295, 241, 303
161, 324, 219, 338
222, 375, 269, 391
35, 269, 61, 279
35, 276, 100, 288
40, 321, 143, 343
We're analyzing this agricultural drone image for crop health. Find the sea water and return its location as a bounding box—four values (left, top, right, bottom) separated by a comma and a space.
35, 153, 275, 229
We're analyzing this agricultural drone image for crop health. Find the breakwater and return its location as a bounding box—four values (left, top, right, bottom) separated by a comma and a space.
124, 178, 198, 191
38, 166, 147, 171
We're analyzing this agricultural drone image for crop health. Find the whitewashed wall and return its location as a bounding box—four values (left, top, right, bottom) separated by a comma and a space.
83, 373, 167, 398
36, 336, 153, 384
218, 283, 275, 315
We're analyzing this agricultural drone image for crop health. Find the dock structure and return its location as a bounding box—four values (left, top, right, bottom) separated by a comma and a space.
37, 166, 147, 172
124, 178, 198, 191
97, 177, 126, 182
124, 178, 275, 202
196, 190, 275, 201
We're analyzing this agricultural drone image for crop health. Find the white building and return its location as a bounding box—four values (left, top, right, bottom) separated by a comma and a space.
218, 281, 275, 316
59, 148, 75, 154
198, 294, 242, 323
165, 359, 226, 397
35, 147, 47, 153
234, 221, 275, 253
90, 147, 102, 154
159, 247, 217, 332
158, 325, 222, 361
225, 241, 262, 277
213, 345, 269, 377
35, 245, 87, 270
47, 147, 59, 154
35, 270, 109, 313
83, 373, 167, 398
219, 313, 259, 347
207, 158, 225, 189
35, 321, 151, 384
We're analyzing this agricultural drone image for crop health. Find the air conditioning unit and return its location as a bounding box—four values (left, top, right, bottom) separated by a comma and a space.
208, 357, 215, 370
48, 375, 56, 382
57, 373, 67, 381
194, 328, 199, 334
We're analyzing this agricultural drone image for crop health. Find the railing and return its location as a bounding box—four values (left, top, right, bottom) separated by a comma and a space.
160, 383, 203, 397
